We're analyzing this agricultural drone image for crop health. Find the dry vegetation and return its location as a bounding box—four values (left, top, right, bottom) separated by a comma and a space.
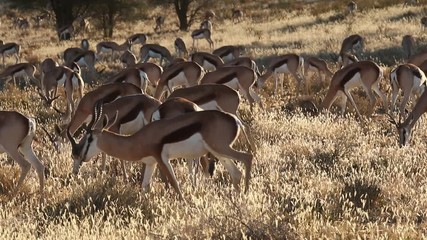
1, 1, 427, 239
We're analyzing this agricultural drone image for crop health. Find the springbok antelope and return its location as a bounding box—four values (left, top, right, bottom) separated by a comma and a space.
0, 63, 38, 87
347, 1, 357, 14
63, 39, 90, 64
96, 39, 131, 61
55, 83, 142, 141
154, 61, 204, 99
338, 52, 359, 68
58, 24, 74, 40
320, 60, 388, 119
77, 17, 91, 35
0, 111, 45, 203
134, 62, 163, 92
257, 54, 305, 96
303, 56, 333, 82
389, 87, 427, 147
190, 52, 223, 72
339, 34, 364, 56
65, 50, 97, 82
68, 103, 253, 199
174, 37, 188, 58
154, 16, 165, 33
91, 94, 161, 179
421, 17, 427, 31
0, 42, 20, 66
200, 66, 261, 108
232, 9, 244, 23
390, 63, 426, 118
140, 44, 173, 67
168, 84, 240, 115
402, 35, 415, 59
213, 45, 243, 63
120, 50, 137, 68
40, 58, 59, 83
128, 33, 147, 46
13, 17, 30, 29
105, 67, 149, 90
191, 29, 214, 51
40, 66, 84, 117
204, 10, 216, 20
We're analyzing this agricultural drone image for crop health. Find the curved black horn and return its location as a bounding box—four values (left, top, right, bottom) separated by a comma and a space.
66, 126, 77, 150
86, 101, 103, 131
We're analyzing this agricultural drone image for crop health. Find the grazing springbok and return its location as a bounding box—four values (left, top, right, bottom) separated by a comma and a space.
154, 61, 204, 99
339, 34, 364, 56
191, 29, 214, 51
402, 35, 415, 59
140, 44, 173, 67
190, 52, 224, 72
58, 24, 74, 40
120, 50, 138, 68
320, 61, 388, 119
303, 56, 333, 82
0, 42, 20, 66
390, 63, 426, 119
338, 52, 359, 69
0, 111, 45, 203
0, 63, 38, 87
232, 9, 244, 23
257, 54, 305, 96
63, 39, 90, 64
96, 39, 132, 61
68, 103, 253, 199
105, 67, 149, 90
154, 16, 165, 33
213, 45, 243, 63
200, 66, 262, 108
128, 33, 148, 46
347, 1, 357, 14
174, 37, 188, 58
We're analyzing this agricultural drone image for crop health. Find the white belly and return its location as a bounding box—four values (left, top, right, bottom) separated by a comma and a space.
193, 33, 206, 39
223, 78, 240, 90
274, 64, 290, 74
149, 51, 162, 59
344, 72, 362, 90
76, 57, 87, 67
168, 72, 188, 89
151, 110, 161, 122
100, 47, 113, 54
198, 100, 219, 111
203, 60, 216, 71
221, 53, 234, 63
13, 69, 27, 78
162, 133, 208, 160
3, 48, 17, 56
119, 111, 145, 135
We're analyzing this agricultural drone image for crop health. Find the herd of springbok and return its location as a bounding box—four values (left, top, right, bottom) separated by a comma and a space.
0, 2, 426, 204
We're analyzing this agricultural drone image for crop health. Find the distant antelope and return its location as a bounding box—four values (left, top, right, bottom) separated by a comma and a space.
58, 24, 74, 40
257, 54, 305, 96
154, 16, 165, 33
13, 17, 29, 29
77, 17, 91, 34
127, 33, 147, 46
204, 10, 216, 20
0, 42, 20, 66
303, 56, 333, 82
402, 35, 415, 59
0, 63, 38, 87
191, 29, 214, 51
200, 20, 213, 32
139, 44, 173, 66
96, 39, 132, 61
340, 34, 364, 55
190, 52, 223, 72
174, 37, 188, 58
0, 111, 45, 203
390, 63, 426, 119
320, 61, 388, 119
213, 45, 244, 63
347, 1, 357, 14
232, 8, 244, 23
120, 50, 138, 68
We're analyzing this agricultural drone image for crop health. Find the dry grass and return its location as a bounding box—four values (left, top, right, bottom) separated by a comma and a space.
1, 2, 427, 239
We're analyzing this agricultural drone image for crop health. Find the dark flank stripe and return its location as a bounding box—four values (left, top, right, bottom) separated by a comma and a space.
102, 90, 122, 103
271, 58, 288, 71
168, 67, 184, 80
215, 72, 238, 84
205, 57, 220, 66
192, 29, 206, 38
1, 44, 16, 52
118, 103, 143, 125
339, 67, 361, 89
11, 65, 25, 75
162, 122, 202, 144
192, 93, 216, 105
218, 49, 232, 58
56, 72, 65, 81
413, 69, 422, 79
149, 47, 163, 55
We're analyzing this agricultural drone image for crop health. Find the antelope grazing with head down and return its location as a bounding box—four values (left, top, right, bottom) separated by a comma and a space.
154, 61, 204, 99
0, 62, 38, 87
339, 34, 364, 56
174, 37, 188, 58
257, 54, 305, 96
68, 103, 253, 199
140, 44, 173, 67
338, 52, 359, 69
390, 63, 426, 119
320, 61, 388, 119
303, 56, 333, 82
190, 52, 223, 72
96, 39, 132, 61
213, 45, 243, 63
120, 50, 138, 68
0, 111, 45, 203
